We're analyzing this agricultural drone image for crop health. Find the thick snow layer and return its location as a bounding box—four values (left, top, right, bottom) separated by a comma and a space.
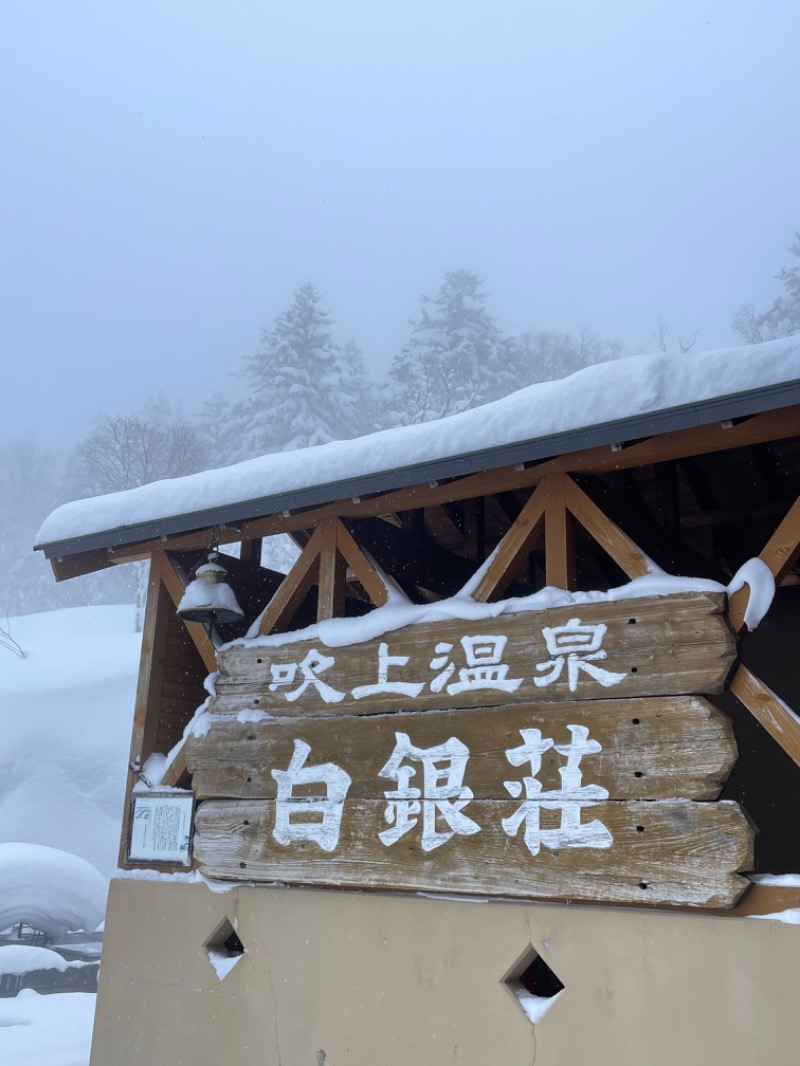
0, 844, 106, 939
241, 572, 727, 649
36, 337, 800, 548
0, 605, 140, 879
0, 989, 95, 1066
727, 557, 776, 630
0, 945, 87, 976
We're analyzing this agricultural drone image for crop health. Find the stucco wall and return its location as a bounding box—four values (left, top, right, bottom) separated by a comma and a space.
91, 878, 800, 1066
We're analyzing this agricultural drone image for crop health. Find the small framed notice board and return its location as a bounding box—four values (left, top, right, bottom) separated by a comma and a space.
127, 791, 195, 866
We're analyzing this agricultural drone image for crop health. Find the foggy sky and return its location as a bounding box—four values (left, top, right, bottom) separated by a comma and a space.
2, 1, 798, 446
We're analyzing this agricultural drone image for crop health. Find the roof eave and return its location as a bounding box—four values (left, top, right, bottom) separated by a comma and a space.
36, 378, 800, 561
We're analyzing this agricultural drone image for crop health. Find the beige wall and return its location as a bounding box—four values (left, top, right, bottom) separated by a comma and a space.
92, 878, 800, 1066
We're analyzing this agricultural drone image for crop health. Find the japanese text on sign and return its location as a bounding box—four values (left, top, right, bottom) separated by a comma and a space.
265, 726, 613, 857
266, 620, 627, 705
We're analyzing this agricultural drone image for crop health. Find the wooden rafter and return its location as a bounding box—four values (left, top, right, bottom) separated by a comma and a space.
256, 517, 392, 635
256, 524, 326, 635
472, 473, 652, 600
472, 482, 546, 602
729, 664, 800, 770
563, 476, 651, 580
573, 473, 721, 580
336, 521, 390, 608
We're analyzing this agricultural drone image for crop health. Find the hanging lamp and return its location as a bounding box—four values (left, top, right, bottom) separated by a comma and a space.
176, 551, 244, 626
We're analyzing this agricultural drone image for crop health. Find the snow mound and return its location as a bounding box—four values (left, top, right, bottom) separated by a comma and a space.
0, 844, 106, 939
0, 945, 72, 976
0, 605, 139, 878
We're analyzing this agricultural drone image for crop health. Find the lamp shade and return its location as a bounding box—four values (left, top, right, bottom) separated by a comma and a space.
176, 561, 244, 625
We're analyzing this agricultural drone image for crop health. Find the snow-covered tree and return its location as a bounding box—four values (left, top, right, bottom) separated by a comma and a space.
387, 271, 519, 425
197, 391, 240, 468
232, 283, 367, 456
733, 233, 800, 343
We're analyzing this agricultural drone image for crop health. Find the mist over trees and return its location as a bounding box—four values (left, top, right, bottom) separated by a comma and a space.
733, 235, 800, 344
224, 283, 373, 463
386, 270, 520, 424
3, 240, 797, 622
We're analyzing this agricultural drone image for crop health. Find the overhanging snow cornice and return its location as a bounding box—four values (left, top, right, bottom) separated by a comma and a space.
36, 378, 800, 561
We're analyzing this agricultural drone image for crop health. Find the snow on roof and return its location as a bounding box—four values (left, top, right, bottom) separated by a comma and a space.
36, 337, 800, 554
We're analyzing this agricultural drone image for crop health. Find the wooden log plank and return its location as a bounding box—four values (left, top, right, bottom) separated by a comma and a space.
194, 798, 753, 908
729, 663, 800, 769
544, 473, 575, 590
472, 483, 546, 602
564, 475, 651, 580
187, 696, 737, 802
213, 593, 736, 716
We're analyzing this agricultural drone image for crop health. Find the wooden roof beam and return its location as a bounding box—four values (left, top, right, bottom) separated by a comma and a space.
46, 404, 800, 581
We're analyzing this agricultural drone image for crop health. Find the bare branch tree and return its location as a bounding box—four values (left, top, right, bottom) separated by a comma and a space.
678, 330, 700, 354
77, 415, 206, 495
652, 318, 669, 353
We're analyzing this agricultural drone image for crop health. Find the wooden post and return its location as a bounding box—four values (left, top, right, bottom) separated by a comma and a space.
544, 473, 576, 590
317, 519, 346, 621
117, 555, 172, 866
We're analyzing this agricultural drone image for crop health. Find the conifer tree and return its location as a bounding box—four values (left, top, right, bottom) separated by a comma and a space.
387, 271, 518, 425
234, 283, 365, 456
733, 233, 800, 343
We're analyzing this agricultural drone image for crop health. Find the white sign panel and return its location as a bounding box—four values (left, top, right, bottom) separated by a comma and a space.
127, 791, 195, 865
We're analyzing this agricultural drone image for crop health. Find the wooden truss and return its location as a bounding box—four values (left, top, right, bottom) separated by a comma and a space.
84, 405, 799, 903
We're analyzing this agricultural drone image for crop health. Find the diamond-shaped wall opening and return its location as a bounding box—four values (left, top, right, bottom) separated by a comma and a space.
504, 945, 565, 1025
203, 916, 246, 981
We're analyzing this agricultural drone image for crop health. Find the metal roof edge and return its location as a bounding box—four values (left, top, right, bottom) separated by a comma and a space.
37, 378, 800, 560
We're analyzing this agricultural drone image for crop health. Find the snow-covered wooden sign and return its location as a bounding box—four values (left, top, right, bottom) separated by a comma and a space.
189, 592, 751, 907
213, 593, 736, 717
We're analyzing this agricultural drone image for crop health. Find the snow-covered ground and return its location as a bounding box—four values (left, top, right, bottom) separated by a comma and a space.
0, 990, 96, 1066
0, 605, 140, 879
0, 605, 140, 1066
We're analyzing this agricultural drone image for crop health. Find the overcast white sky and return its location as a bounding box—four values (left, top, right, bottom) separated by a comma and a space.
2, 1, 798, 445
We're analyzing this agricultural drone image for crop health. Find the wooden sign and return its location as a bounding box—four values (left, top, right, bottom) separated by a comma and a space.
189, 592, 752, 908
214, 593, 736, 718
189, 696, 754, 907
